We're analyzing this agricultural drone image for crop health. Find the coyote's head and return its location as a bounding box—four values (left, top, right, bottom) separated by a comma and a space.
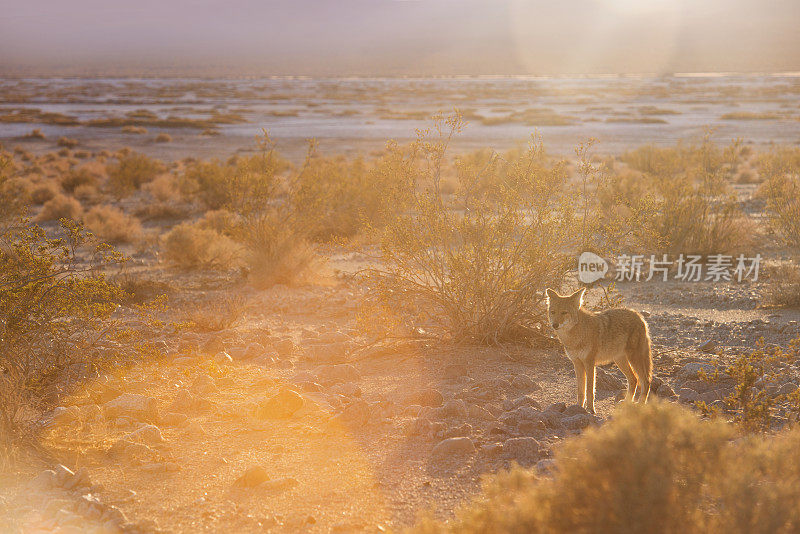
545, 287, 585, 331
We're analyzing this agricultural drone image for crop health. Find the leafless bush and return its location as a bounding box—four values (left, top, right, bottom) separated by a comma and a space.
366, 114, 574, 344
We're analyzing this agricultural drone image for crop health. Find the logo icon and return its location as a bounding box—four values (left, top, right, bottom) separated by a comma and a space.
578, 252, 609, 283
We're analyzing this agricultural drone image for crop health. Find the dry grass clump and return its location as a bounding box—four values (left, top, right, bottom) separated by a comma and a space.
29, 181, 59, 205
412, 401, 800, 534
112, 273, 173, 305
143, 173, 183, 203
183, 132, 282, 214
23, 128, 46, 140
180, 295, 246, 332
121, 125, 147, 134
721, 111, 782, 121
84, 205, 143, 244
107, 151, 165, 197
614, 138, 752, 254
761, 263, 800, 308
290, 141, 414, 241
236, 212, 319, 288
60, 167, 98, 193
56, 136, 78, 148
162, 222, 243, 270
36, 194, 83, 222
154, 132, 173, 143
757, 147, 800, 248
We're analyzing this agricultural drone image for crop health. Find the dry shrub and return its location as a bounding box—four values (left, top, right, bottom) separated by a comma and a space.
412, 401, 800, 534
143, 173, 183, 203
56, 136, 78, 148
30, 181, 59, 205
60, 167, 97, 193
1, 176, 33, 207
24, 129, 45, 140
236, 212, 319, 288
289, 140, 413, 241
367, 114, 574, 344
84, 205, 143, 244
107, 151, 165, 197
121, 125, 147, 134
758, 147, 800, 248
184, 133, 282, 214
162, 222, 243, 270
761, 263, 800, 308
199, 209, 240, 235
36, 194, 83, 222
73, 184, 99, 203
614, 138, 752, 254
112, 273, 173, 305
154, 133, 172, 143
181, 295, 246, 332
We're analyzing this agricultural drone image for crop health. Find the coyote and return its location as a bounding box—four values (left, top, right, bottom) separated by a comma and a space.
546, 287, 652, 413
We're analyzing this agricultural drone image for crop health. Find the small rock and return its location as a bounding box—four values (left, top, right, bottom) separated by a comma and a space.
233, 466, 270, 488
467, 404, 496, 421
437, 399, 467, 419
213, 351, 234, 366
190, 374, 217, 395
28, 470, 57, 491
563, 404, 589, 416
699, 340, 717, 353
255, 389, 305, 419
562, 414, 596, 430
160, 412, 189, 427
260, 477, 299, 492
431, 437, 475, 458
677, 362, 716, 380
503, 437, 542, 465
595, 367, 625, 391
678, 388, 701, 403
510, 375, 540, 391
403, 389, 444, 408
127, 424, 164, 444
104, 394, 159, 422
314, 364, 360, 385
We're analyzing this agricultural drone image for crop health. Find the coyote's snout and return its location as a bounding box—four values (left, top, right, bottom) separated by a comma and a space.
546, 287, 653, 414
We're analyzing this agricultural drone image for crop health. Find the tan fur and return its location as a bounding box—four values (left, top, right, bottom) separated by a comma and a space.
546, 287, 653, 414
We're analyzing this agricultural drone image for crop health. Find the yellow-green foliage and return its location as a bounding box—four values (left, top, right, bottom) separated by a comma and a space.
411, 401, 800, 534
0, 220, 124, 459
368, 115, 574, 344
107, 151, 164, 197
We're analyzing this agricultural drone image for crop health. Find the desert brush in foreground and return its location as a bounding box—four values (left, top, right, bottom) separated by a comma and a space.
409, 401, 800, 534
547, 288, 652, 413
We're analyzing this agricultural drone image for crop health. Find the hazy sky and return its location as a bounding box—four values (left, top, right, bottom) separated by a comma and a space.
1, 0, 799, 76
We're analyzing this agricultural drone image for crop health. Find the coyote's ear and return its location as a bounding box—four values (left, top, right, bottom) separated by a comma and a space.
571, 287, 586, 306
545, 288, 557, 300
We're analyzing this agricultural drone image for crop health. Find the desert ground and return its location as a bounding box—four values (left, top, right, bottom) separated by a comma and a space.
1, 76, 800, 533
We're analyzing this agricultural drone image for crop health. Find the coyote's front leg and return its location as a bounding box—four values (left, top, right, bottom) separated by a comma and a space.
572, 359, 587, 408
